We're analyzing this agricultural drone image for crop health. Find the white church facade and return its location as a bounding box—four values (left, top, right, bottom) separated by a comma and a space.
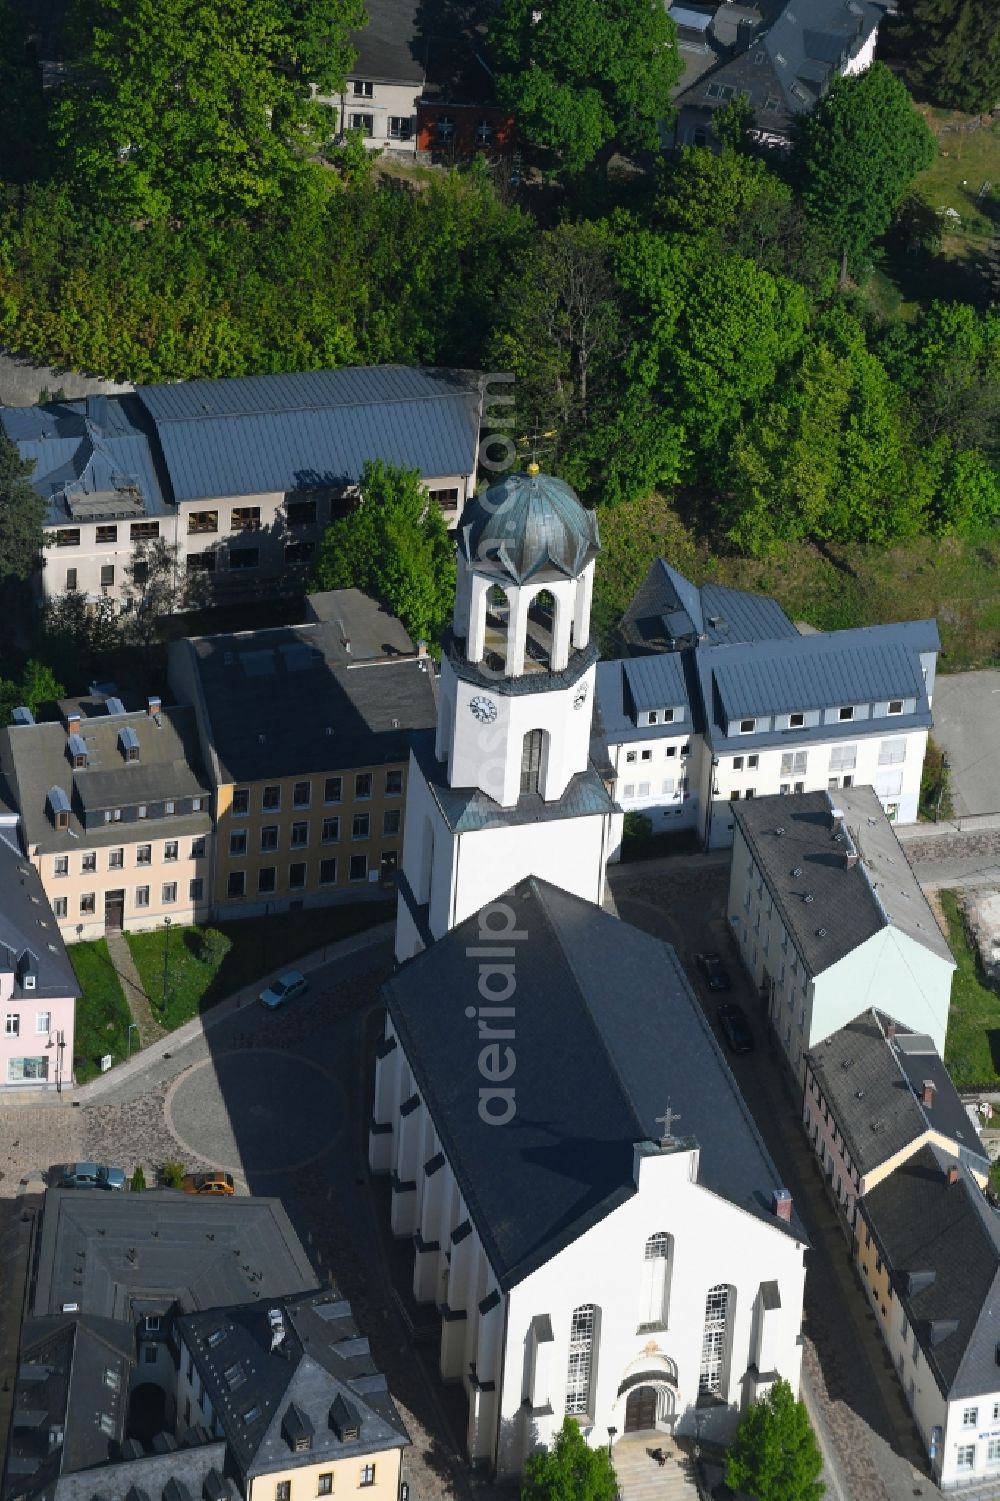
371, 470, 809, 1479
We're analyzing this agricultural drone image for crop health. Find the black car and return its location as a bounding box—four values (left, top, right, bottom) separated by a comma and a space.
717, 1004, 754, 1055
696, 951, 731, 992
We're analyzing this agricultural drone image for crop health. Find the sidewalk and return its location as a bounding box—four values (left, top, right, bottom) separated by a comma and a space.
0, 921, 394, 1108
106, 927, 165, 1047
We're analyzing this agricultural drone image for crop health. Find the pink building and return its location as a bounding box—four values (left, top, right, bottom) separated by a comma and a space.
0, 824, 77, 1091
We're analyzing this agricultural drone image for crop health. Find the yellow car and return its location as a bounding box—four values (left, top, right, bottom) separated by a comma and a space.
182, 1171, 236, 1196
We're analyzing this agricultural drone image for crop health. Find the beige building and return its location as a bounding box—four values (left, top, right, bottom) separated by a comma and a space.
169, 590, 437, 917
0, 694, 213, 942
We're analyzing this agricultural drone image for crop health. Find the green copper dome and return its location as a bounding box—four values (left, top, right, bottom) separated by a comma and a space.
459, 469, 600, 585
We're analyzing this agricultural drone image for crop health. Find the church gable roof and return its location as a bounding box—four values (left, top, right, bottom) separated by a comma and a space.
384, 879, 804, 1289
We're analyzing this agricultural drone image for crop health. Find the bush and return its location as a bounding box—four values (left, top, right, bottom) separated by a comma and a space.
161, 1159, 186, 1189
130, 1165, 147, 1193
919, 736, 954, 821
197, 927, 231, 969
623, 811, 654, 842
522, 1417, 618, 1501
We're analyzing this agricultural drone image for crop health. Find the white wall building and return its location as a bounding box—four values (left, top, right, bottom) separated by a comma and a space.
395, 467, 620, 962
2, 367, 482, 607
599, 559, 939, 849
726, 788, 955, 1079
372, 878, 808, 1477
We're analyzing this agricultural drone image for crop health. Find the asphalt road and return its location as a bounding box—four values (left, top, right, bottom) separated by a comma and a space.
931, 671, 1000, 817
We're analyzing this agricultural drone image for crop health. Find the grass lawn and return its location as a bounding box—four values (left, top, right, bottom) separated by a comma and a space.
940, 890, 1000, 1089
592, 492, 1000, 672
126, 900, 395, 1032
69, 939, 133, 1084
913, 109, 1000, 239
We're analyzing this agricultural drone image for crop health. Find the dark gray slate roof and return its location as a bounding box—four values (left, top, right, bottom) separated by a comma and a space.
350, 0, 426, 81
860, 1143, 1000, 1400
0, 704, 211, 856
595, 657, 699, 747
807, 1011, 986, 1178
620, 558, 797, 653
53, 1444, 234, 1501
138, 366, 482, 503
411, 729, 616, 835
177, 615, 436, 785
385, 878, 805, 1290
305, 589, 417, 657
0, 830, 77, 999
31, 1191, 318, 1319
733, 788, 953, 977
458, 470, 601, 585
179, 1291, 407, 1478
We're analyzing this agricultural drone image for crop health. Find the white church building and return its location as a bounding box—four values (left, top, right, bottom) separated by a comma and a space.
372, 470, 809, 1479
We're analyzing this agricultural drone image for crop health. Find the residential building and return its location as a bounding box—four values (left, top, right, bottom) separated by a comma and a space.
169, 590, 437, 916
4, 1189, 408, 1501
2, 366, 483, 605
395, 468, 620, 962
672, 0, 890, 150
371, 877, 808, 1476
803, 1009, 987, 1237
0, 825, 77, 1092
856, 1144, 1000, 1491
0, 695, 213, 943
600, 558, 938, 847
727, 788, 955, 1077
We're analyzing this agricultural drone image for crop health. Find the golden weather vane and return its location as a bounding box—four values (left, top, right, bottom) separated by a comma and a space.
515, 426, 558, 474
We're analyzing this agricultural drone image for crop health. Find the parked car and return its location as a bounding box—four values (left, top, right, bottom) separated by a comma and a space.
182, 1171, 235, 1196
60, 1162, 126, 1191
696, 952, 731, 992
258, 969, 308, 1009
717, 1004, 754, 1055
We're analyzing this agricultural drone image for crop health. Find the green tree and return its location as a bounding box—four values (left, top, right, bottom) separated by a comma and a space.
491, 0, 682, 172
121, 539, 210, 657
0, 430, 45, 585
521, 1417, 618, 1501
0, 661, 65, 727
884, 0, 1000, 114
792, 63, 935, 281
311, 460, 456, 646
725, 1378, 825, 1501
198, 927, 232, 969
130, 1165, 147, 1192
161, 1159, 186, 1188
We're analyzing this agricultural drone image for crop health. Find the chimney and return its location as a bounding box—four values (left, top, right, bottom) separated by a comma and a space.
947, 1164, 959, 1186
65, 710, 81, 738
417, 639, 429, 659
830, 807, 845, 833
343, 637, 351, 656
147, 695, 161, 717
921, 1079, 935, 1109
772, 1188, 793, 1222
844, 852, 859, 871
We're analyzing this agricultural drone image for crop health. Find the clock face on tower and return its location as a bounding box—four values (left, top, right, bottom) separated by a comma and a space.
469, 694, 498, 724
573, 681, 589, 711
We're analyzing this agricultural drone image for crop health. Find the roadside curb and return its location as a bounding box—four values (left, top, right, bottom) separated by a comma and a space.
67, 920, 395, 1105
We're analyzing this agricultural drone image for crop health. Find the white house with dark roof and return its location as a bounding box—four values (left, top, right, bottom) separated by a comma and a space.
599, 558, 938, 848
0, 828, 77, 1092
803, 1009, 987, 1238
727, 789, 955, 1079
371, 878, 807, 1476
1, 367, 483, 605
857, 1143, 1000, 1491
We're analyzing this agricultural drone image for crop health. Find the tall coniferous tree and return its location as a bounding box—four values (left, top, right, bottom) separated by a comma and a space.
884, 0, 1000, 114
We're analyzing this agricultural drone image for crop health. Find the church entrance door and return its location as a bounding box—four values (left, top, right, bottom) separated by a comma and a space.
624, 1385, 658, 1433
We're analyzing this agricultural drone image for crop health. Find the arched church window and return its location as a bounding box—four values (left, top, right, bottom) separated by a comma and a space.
484, 583, 509, 673
565, 1304, 596, 1416
526, 589, 556, 669
639, 1232, 673, 1329
699, 1284, 732, 1395
520, 729, 545, 796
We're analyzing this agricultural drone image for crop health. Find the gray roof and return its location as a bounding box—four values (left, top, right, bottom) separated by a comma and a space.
732, 788, 954, 978
457, 470, 601, 585
620, 558, 798, 653
31, 1191, 318, 1320
0, 830, 77, 999
175, 613, 437, 785
0, 704, 211, 856
595, 657, 699, 746
2, 367, 482, 520
411, 729, 616, 835
860, 1143, 1000, 1400
53, 1444, 234, 1501
137, 366, 482, 503
385, 878, 805, 1290
350, 0, 426, 81
179, 1291, 408, 1478
807, 1010, 986, 1178
304, 588, 418, 657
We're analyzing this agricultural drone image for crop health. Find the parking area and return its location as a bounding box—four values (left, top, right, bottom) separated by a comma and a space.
930, 670, 1000, 817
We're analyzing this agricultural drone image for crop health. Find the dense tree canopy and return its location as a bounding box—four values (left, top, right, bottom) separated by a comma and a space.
725, 1379, 825, 1501
884, 0, 1000, 114
0, 431, 46, 586
793, 63, 935, 278
491, 0, 682, 172
311, 460, 456, 646
521, 1417, 618, 1501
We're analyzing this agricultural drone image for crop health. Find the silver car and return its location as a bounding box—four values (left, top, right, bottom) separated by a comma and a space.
60, 1162, 126, 1190
258, 969, 308, 1010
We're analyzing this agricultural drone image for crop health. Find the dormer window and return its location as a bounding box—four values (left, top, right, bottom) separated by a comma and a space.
739, 718, 756, 734
119, 726, 140, 762
888, 700, 903, 715
648, 711, 658, 725
789, 712, 804, 728
24, 973, 36, 991
839, 706, 855, 721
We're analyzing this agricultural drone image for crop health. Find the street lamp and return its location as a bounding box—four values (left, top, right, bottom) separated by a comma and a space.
162, 917, 172, 1009
607, 1425, 617, 1456
126, 1022, 139, 1061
